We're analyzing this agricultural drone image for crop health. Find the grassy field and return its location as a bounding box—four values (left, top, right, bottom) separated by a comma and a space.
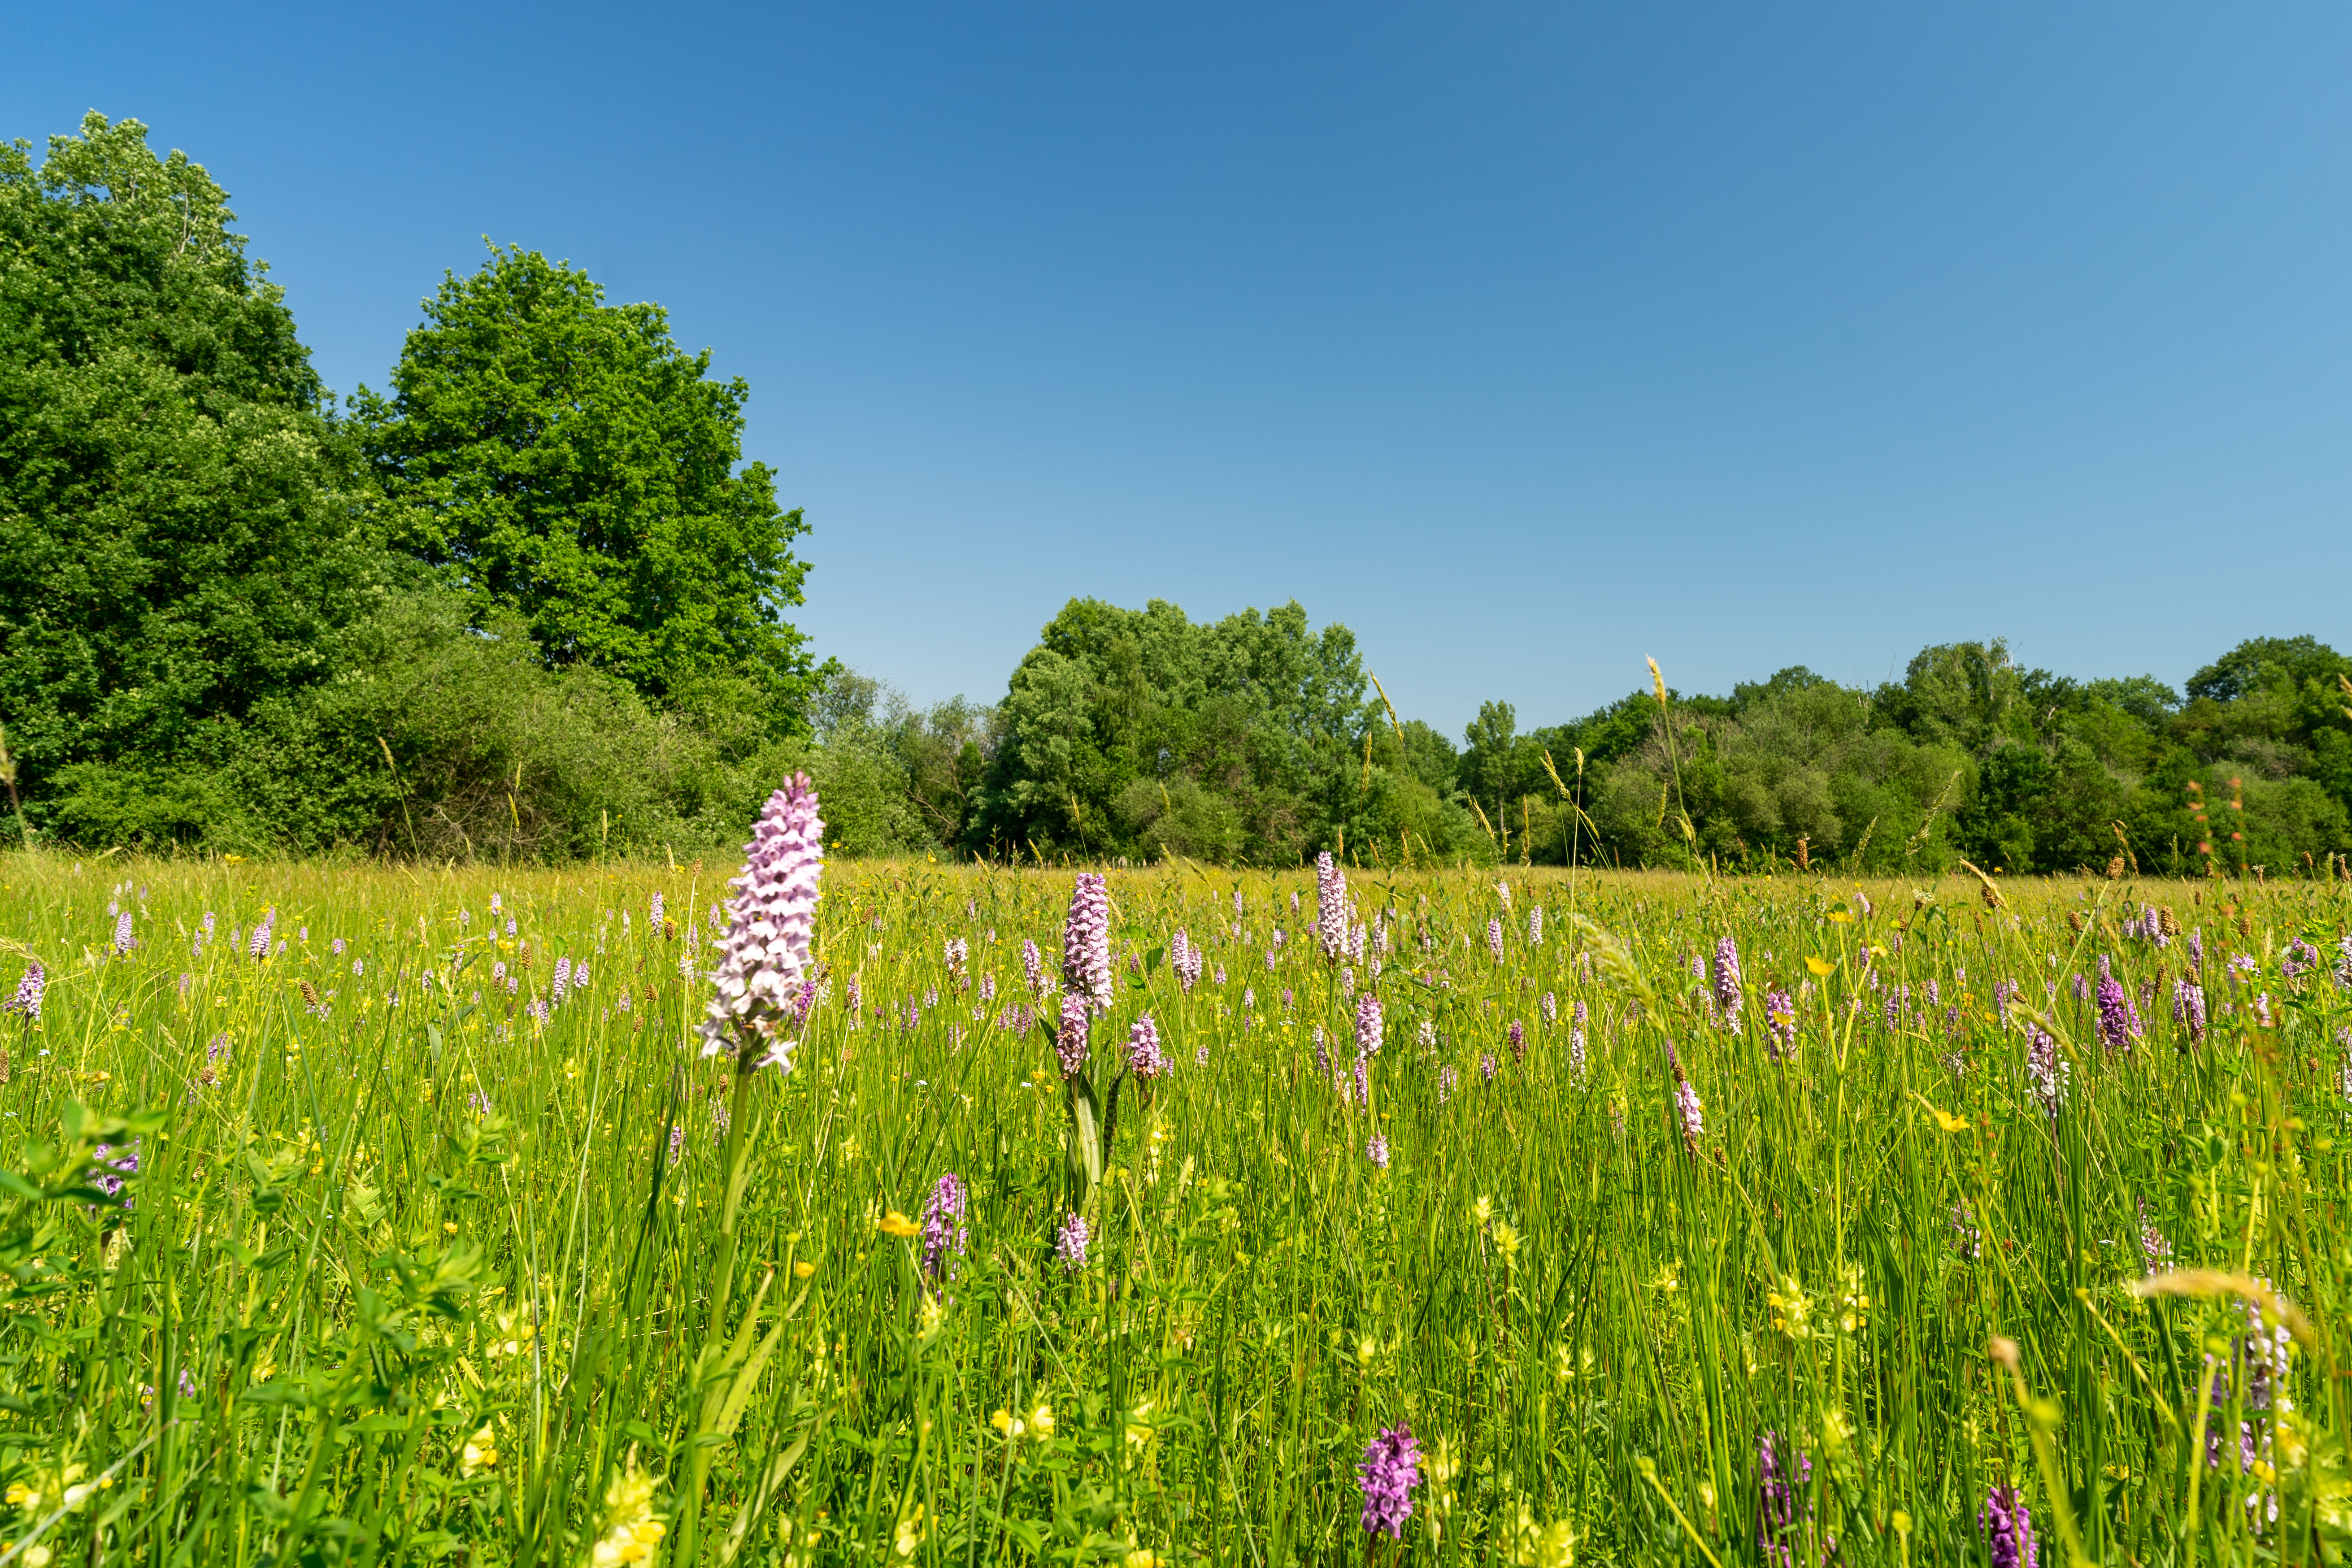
2, 845, 2349, 1565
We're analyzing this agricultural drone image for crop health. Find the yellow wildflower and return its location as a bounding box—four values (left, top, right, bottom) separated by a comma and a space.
1766, 1275, 1813, 1338
892, 1505, 926, 1558
1507, 1502, 1576, 1567
461, 1424, 499, 1472
588, 1452, 664, 1566
1837, 1264, 1869, 1333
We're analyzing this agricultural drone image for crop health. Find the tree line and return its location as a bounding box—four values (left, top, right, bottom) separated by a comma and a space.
863, 600, 2352, 877
7, 115, 2348, 872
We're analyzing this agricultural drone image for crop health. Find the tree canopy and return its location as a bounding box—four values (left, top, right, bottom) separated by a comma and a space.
0, 115, 827, 853
354, 244, 820, 714
0, 113, 379, 843
966, 598, 1432, 865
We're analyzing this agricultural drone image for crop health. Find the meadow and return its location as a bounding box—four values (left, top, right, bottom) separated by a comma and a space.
3, 829, 2350, 1566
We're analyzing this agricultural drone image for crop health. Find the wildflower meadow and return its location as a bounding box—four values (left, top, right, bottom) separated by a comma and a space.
5, 786, 2352, 1564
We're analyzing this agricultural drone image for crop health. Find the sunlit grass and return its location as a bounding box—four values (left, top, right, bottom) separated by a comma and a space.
2, 849, 2349, 1564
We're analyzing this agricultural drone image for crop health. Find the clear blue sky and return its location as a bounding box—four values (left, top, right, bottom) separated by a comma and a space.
11, 3, 2350, 736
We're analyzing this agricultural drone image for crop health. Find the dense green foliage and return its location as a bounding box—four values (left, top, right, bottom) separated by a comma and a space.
0, 113, 380, 846
0, 116, 826, 857
1522, 636, 2352, 877
963, 597, 1471, 866
352, 247, 818, 708
943, 612, 2352, 875
12, 856, 2352, 1563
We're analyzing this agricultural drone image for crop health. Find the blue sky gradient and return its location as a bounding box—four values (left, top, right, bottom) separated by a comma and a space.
10, 3, 2350, 734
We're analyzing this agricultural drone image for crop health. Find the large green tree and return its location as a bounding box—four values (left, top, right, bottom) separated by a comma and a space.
354, 245, 820, 716
0, 113, 377, 843
969, 598, 1399, 864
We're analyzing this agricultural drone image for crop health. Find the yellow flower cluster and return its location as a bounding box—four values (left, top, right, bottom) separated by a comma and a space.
489, 1311, 537, 1358
1765, 1275, 1813, 1338
1766, 1267, 1869, 1338
892, 1504, 926, 1558
461, 1424, 499, 1472
588, 1457, 664, 1567
990, 1403, 1055, 1441
1506, 1502, 1576, 1567
6, 1462, 113, 1516
1836, 1264, 1870, 1334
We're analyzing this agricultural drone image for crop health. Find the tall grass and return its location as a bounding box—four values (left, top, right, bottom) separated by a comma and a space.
2, 850, 2349, 1564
